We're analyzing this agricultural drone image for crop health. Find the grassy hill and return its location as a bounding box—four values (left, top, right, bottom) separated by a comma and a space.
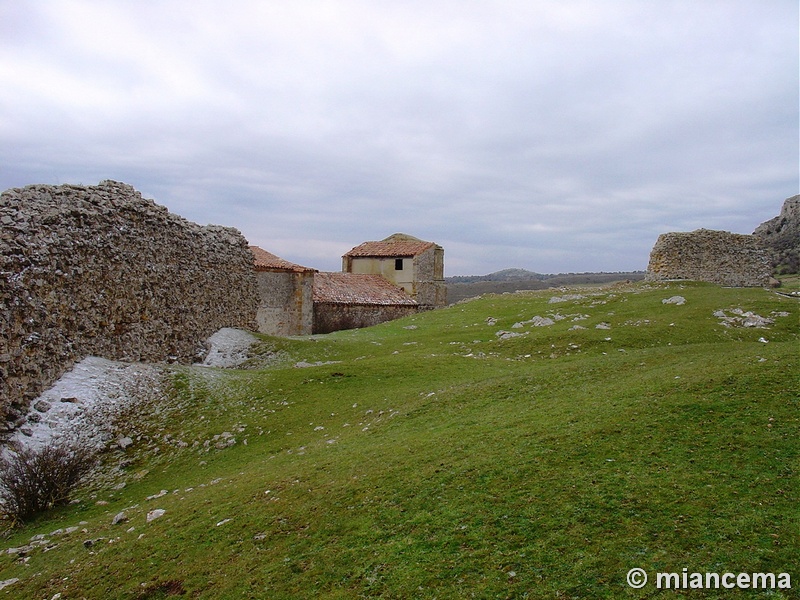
0, 281, 797, 599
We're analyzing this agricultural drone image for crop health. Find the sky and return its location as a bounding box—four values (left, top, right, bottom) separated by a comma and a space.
1, 1, 797, 276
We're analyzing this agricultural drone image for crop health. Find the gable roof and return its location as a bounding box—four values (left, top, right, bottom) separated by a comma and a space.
343, 233, 436, 259
250, 246, 315, 273
313, 272, 417, 305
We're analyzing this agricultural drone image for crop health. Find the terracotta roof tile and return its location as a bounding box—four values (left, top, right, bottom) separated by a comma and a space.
343, 233, 436, 258
250, 246, 315, 273
313, 272, 417, 305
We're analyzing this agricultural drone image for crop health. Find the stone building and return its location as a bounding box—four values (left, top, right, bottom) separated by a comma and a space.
312, 272, 418, 334
342, 233, 446, 308
250, 246, 315, 336
251, 233, 445, 335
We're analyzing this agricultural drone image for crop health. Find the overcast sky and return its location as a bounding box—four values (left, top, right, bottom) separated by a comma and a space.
1, 1, 797, 275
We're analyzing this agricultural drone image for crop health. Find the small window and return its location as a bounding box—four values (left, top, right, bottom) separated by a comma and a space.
395, 258, 404, 270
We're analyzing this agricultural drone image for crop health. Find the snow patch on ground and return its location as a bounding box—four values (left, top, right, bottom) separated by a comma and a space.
4, 328, 257, 455
197, 328, 257, 368
5, 357, 163, 455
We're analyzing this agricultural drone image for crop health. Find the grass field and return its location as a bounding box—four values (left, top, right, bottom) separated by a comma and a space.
0, 281, 797, 599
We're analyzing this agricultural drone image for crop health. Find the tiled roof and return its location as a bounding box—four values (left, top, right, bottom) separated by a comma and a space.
250, 246, 315, 273
343, 233, 436, 258
313, 272, 417, 305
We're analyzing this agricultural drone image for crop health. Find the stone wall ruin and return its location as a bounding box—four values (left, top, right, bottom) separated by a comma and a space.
0, 181, 258, 427
645, 228, 772, 287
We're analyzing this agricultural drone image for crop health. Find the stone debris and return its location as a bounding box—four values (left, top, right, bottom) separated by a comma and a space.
549, 294, 586, 303
146, 509, 166, 523
495, 331, 524, 340
0, 578, 20, 590
293, 361, 342, 368
662, 296, 686, 305
714, 309, 775, 328
530, 316, 556, 327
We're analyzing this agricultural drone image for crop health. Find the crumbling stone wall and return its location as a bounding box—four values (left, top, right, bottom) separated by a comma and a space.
0, 181, 258, 425
645, 228, 772, 287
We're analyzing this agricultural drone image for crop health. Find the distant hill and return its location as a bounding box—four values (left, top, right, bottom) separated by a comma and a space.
445, 270, 646, 303
446, 268, 547, 284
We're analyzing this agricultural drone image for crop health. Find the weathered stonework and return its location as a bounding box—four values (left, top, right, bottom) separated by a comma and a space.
312, 271, 418, 334
645, 228, 772, 287
0, 181, 258, 424
250, 246, 315, 336
342, 233, 446, 308
313, 302, 418, 335
753, 195, 800, 274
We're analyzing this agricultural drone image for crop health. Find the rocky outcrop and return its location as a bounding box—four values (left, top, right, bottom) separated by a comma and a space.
753, 195, 800, 274
645, 228, 772, 287
0, 181, 258, 425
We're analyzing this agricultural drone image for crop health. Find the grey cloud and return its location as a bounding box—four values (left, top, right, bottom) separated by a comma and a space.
0, 0, 796, 275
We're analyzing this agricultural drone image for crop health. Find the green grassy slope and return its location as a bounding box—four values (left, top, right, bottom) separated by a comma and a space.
1, 282, 797, 599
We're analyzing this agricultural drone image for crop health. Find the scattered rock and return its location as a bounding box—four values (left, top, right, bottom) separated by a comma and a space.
530, 316, 555, 327
549, 294, 585, 303
293, 360, 342, 368
112, 512, 128, 525
0, 578, 19, 591
715, 308, 775, 328
662, 296, 686, 305
146, 509, 166, 523
117, 436, 133, 450
495, 331, 523, 340
33, 400, 51, 412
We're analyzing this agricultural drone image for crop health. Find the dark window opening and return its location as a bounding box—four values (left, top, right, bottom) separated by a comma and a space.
395, 258, 404, 270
